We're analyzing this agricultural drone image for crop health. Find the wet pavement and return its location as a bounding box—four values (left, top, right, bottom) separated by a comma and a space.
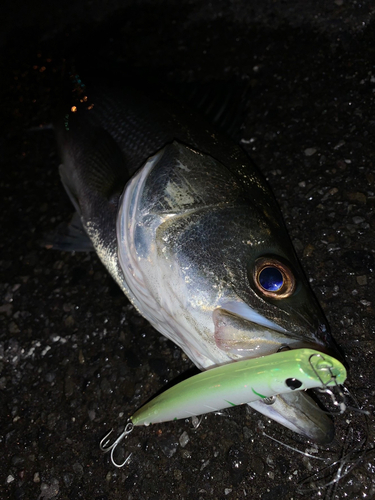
1, 1, 375, 499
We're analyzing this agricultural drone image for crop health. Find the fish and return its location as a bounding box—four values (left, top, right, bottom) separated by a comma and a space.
51, 79, 343, 444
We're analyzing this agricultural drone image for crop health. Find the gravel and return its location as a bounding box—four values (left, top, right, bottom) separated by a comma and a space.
1, 1, 374, 499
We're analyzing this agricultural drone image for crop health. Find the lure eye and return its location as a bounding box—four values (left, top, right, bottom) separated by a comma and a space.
285, 378, 303, 390
253, 257, 295, 299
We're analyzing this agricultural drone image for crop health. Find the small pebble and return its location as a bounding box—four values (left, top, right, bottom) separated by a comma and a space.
39, 479, 59, 500
9, 322, 20, 334
304, 147, 317, 156
347, 192, 367, 204
179, 431, 189, 448
334, 140, 345, 149
158, 436, 178, 458
64, 315, 75, 327
72, 462, 83, 477
200, 459, 210, 471
303, 244, 315, 257
352, 216, 365, 224
174, 469, 182, 481
356, 275, 368, 286
0, 304, 13, 316
360, 300, 371, 306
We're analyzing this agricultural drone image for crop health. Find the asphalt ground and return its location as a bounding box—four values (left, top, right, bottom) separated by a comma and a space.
1, 2, 375, 499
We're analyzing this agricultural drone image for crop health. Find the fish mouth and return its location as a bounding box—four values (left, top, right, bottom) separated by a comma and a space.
213, 303, 338, 444
213, 304, 313, 359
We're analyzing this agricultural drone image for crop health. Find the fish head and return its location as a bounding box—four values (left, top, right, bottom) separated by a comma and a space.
165, 205, 333, 363
119, 140, 340, 366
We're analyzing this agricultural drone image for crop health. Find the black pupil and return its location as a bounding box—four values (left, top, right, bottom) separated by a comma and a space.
259, 266, 284, 291
286, 378, 302, 390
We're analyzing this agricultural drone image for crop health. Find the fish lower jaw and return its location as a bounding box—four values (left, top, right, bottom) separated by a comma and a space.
212, 305, 323, 361
248, 390, 335, 445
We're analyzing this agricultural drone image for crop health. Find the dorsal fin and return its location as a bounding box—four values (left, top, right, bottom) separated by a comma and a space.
163, 80, 251, 141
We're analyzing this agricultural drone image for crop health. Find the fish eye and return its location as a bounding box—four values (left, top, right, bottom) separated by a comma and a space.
259, 267, 283, 291
285, 378, 303, 390
253, 257, 295, 299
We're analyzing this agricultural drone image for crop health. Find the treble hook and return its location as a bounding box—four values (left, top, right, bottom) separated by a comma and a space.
191, 415, 203, 430
99, 422, 134, 467
309, 353, 347, 413
319, 386, 347, 413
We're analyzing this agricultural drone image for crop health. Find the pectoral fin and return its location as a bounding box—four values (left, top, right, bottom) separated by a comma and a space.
43, 212, 93, 252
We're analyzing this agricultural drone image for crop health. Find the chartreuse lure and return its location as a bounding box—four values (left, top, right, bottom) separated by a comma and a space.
100, 348, 346, 466
131, 348, 346, 425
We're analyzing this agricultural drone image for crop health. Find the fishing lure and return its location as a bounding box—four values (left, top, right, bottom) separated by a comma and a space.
100, 348, 346, 466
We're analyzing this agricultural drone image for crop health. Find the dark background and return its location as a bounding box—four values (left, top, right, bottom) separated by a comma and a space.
1, 1, 375, 499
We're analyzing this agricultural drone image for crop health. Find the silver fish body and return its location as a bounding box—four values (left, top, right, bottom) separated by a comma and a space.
56, 83, 340, 443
